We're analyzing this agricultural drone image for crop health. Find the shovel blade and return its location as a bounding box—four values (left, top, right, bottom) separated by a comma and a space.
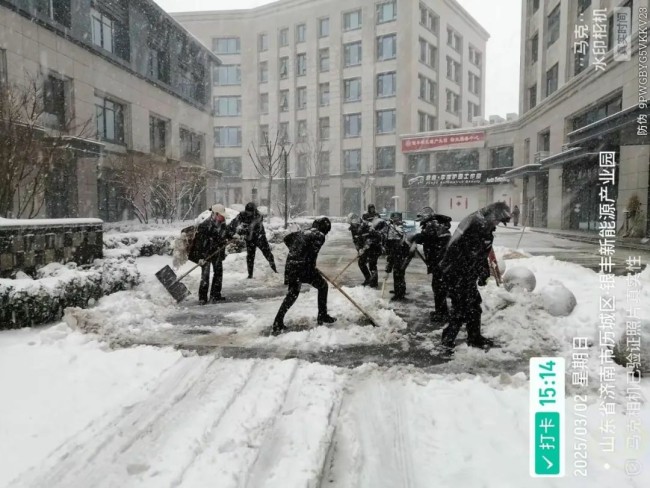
155, 265, 191, 302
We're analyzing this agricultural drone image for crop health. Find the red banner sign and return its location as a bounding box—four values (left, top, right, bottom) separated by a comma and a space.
401, 131, 485, 153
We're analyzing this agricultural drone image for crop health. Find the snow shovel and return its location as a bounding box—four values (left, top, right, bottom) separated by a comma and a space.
155, 245, 226, 302
333, 254, 360, 284
318, 269, 378, 327
488, 248, 502, 287
381, 272, 390, 299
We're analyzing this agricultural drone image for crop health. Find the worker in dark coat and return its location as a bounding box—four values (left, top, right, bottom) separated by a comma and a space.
383, 212, 411, 301
362, 204, 379, 222
228, 202, 277, 278
438, 202, 511, 351
189, 204, 234, 304
409, 207, 452, 321
272, 217, 336, 334
347, 213, 383, 288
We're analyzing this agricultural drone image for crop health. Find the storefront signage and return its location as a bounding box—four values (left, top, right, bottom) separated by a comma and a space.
403, 168, 511, 188
401, 131, 485, 153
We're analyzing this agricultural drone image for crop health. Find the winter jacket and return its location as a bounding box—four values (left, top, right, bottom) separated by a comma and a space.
228, 210, 265, 243
283, 228, 326, 284
189, 215, 232, 264
384, 223, 411, 272
411, 214, 452, 273
439, 210, 494, 286
349, 221, 383, 253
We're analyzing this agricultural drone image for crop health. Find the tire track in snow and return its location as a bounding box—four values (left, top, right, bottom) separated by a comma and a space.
9, 355, 215, 488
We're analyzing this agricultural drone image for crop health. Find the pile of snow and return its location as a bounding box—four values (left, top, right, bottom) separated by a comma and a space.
537, 279, 577, 317
502, 266, 536, 292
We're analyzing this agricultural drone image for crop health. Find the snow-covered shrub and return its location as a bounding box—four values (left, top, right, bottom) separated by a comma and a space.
0, 256, 140, 329
503, 266, 536, 292
536, 280, 577, 317
103, 234, 175, 257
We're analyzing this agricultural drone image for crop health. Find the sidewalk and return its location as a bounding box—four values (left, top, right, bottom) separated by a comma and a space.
525, 226, 650, 252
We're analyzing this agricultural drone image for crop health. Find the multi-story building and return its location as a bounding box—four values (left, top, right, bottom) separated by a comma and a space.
174, 0, 488, 216
399, 0, 648, 236
0, 0, 219, 221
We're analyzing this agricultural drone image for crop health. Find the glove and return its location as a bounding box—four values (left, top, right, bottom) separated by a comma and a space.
385, 264, 393, 274
359, 245, 369, 257
478, 274, 488, 286
198, 259, 206, 266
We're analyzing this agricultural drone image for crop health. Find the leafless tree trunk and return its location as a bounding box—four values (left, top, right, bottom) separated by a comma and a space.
359, 166, 376, 214
296, 130, 328, 215
248, 130, 291, 216
0, 73, 92, 218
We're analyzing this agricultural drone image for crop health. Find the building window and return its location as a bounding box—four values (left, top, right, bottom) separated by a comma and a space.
547, 5, 560, 47
296, 23, 306, 43
214, 96, 241, 116
215, 157, 242, 177
530, 33, 539, 64
319, 48, 330, 72
343, 9, 362, 31
260, 125, 269, 144
95, 96, 124, 144
529, 84, 537, 109
35, 0, 72, 27
445, 89, 460, 115
344, 149, 361, 173
537, 129, 550, 152
212, 37, 240, 54
574, 36, 589, 75
447, 28, 462, 52
296, 153, 308, 177
297, 119, 307, 142
467, 101, 480, 122
343, 188, 361, 214
418, 74, 436, 104
43, 75, 66, 128
531, 0, 539, 13
446, 56, 461, 83
296, 86, 307, 110
259, 33, 268, 52
490, 146, 514, 168
376, 109, 396, 134
296, 53, 307, 76
319, 117, 330, 140
91, 9, 115, 54
319, 83, 330, 106
319, 152, 330, 175
319, 197, 330, 213
377, 1, 397, 24
259, 93, 269, 114
344, 78, 362, 102
418, 39, 437, 69
0, 49, 7, 86
344, 113, 362, 138
376, 34, 397, 61
468, 72, 481, 95
469, 45, 482, 67
571, 95, 621, 131
147, 47, 170, 84
408, 154, 429, 173
214, 126, 242, 147
417, 111, 434, 132
279, 28, 289, 47
319, 17, 330, 37
279, 90, 289, 112
259, 61, 268, 83
545, 63, 558, 97
376, 146, 396, 173
419, 3, 439, 34
214, 65, 241, 86
377, 71, 396, 98
344, 41, 362, 67
180, 128, 203, 163
437, 149, 478, 171
279, 122, 289, 143
578, 0, 591, 15
279, 57, 289, 79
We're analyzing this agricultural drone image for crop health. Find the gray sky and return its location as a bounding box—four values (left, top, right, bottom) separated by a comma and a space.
153, 0, 521, 117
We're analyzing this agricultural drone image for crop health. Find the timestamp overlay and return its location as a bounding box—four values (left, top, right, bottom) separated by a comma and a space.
530, 357, 566, 477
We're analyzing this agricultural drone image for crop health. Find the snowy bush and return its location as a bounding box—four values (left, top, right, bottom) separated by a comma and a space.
503, 266, 536, 292
0, 257, 140, 329
536, 280, 577, 317
103, 233, 175, 257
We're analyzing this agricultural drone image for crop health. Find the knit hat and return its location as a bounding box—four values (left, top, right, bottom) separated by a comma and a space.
211, 204, 226, 216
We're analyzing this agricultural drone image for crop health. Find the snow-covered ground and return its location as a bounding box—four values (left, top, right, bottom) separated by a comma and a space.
1, 220, 649, 487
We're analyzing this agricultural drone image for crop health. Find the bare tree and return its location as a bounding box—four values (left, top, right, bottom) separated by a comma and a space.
107, 153, 209, 224
296, 130, 328, 215
248, 130, 291, 215
0, 73, 92, 218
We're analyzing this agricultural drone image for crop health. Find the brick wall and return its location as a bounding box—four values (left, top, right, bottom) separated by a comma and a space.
0, 219, 103, 278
